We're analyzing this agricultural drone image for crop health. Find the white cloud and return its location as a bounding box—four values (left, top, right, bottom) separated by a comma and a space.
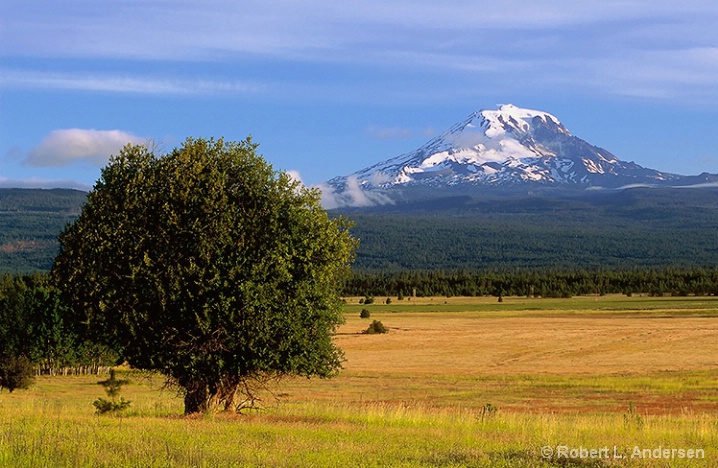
369, 171, 393, 186
25, 129, 145, 167
316, 176, 392, 209
286, 170, 304, 185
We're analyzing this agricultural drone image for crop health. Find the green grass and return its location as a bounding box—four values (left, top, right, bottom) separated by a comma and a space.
345, 294, 718, 316
1, 375, 716, 467
1, 377, 715, 467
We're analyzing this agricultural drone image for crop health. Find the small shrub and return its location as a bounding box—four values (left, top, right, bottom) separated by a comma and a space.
363, 320, 387, 334
93, 368, 131, 414
363, 296, 375, 305
360, 309, 371, 319
93, 397, 132, 414
0, 355, 35, 393
358, 298, 365, 304
385, 297, 392, 305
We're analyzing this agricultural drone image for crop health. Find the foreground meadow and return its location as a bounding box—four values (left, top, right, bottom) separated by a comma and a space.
1, 295, 717, 466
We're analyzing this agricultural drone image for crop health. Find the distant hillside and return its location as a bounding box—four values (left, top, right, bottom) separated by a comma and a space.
2, 186, 718, 274
339, 187, 718, 271
0, 189, 87, 273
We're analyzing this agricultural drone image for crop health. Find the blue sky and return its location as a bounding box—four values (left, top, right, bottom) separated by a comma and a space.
2, 1, 718, 190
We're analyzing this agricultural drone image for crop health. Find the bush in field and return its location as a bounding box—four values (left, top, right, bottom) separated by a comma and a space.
363, 296, 375, 305
359, 309, 371, 319
0, 355, 35, 393
363, 320, 387, 334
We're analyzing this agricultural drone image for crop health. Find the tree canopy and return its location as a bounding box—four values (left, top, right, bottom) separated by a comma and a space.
52, 137, 357, 414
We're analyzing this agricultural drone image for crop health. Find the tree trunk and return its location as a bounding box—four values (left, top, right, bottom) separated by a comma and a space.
183, 384, 210, 414
182, 377, 242, 414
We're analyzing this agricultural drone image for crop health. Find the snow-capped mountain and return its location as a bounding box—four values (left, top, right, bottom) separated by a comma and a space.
326, 104, 705, 199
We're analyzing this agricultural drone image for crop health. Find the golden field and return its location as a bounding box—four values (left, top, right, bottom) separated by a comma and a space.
1, 295, 717, 466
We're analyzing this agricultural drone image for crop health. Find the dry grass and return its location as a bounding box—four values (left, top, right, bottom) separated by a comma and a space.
338, 313, 718, 376
278, 295, 718, 415
2, 295, 718, 466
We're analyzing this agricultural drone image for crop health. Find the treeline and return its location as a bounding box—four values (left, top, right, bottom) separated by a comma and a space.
343, 268, 718, 298
4, 265, 718, 390
0, 273, 118, 390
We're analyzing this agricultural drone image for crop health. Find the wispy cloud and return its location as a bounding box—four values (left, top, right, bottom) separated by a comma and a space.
317, 176, 392, 209
4, 1, 718, 103
0, 70, 263, 95
5, 2, 717, 62
25, 129, 145, 167
276, 170, 391, 208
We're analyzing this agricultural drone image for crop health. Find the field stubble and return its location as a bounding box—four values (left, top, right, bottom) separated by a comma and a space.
281, 295, 718, 415
1, 295, 717, 466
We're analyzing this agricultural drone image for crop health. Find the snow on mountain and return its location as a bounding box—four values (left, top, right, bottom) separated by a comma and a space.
323, 104, 691, 207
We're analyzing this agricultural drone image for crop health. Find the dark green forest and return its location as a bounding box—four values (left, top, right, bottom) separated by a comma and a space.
2, 187, 718, 298
342, 187, 718, 271
0, 189, 86, 274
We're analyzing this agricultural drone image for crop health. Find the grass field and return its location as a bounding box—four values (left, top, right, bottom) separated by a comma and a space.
1, 295, 717, 466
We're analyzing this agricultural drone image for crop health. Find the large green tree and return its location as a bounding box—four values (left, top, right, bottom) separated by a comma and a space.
53, 137, 356, 414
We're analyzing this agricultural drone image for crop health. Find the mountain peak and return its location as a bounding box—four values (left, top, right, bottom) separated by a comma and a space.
322, 104, 698, 208
485, 103, 560, 124
479, 104, 566, 137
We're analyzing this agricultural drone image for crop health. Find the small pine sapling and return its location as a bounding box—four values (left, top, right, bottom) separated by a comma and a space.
93, 368, 131, 414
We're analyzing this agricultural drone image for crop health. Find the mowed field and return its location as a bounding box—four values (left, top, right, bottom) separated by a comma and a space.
295, 295, 718, 414
1, 295, 717, 467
